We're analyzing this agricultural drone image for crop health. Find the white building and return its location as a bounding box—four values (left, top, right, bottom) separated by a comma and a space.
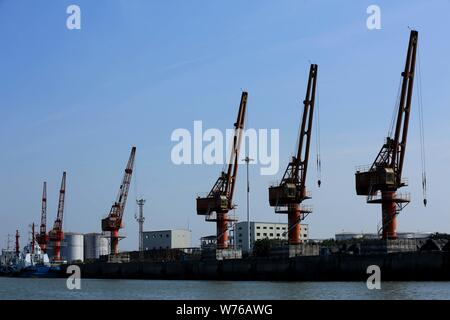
234, 221, 309, 252
143, 229, 191, 250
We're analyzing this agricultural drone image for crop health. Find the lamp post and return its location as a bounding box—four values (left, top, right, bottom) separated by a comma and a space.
243, 156, 253, 253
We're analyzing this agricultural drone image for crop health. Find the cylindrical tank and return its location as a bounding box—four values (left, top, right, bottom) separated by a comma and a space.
84, 233, 110, 261
61, 233, 84, 263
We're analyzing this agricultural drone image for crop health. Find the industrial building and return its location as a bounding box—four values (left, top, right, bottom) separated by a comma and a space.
235, 221, 309, 251
143, 229, 191, 250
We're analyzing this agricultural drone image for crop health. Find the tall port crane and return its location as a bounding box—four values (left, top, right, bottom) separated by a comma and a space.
196, 92, 248, 250
102, 147, 136, 255
48, 172, 66, 261
268, 64, 318, 245
355, 30, 419, 240
36, 182, 49, 253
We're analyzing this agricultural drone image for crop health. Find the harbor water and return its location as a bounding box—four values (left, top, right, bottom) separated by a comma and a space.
1, 278, 450, 300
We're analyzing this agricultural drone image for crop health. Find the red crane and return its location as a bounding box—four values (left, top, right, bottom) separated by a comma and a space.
355, 30, 418, 240
102, 147, 136, 255
36, 181, 49, 253
268, 64, 318, 245
196, 92, 248, 250
48, 172, 67, 261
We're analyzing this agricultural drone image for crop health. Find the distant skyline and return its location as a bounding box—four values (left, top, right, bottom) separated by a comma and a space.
1, 1, 450, 251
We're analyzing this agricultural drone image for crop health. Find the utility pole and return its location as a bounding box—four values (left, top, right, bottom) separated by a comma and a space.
136, 199, 146, 256
243, 156, 253, 253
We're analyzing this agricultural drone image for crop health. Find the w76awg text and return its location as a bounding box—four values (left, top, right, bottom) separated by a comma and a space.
176, 304, 273, 317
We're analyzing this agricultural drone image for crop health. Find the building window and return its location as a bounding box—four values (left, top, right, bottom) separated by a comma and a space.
270, 233, 273, 237
239, 227, 242, 230
270, 227, 273, 230
256, 226, 260, 229
239, 233, 242, 237
282, 227, 286, 230
257, 233, 260, 236
166, 234, 169, 238
277, 234, 280, 237
238, 239, 242, 243
145, 235, 149, 239
263, 226, 267, 229
276, 227, 280, 230
263, 233, 267, 237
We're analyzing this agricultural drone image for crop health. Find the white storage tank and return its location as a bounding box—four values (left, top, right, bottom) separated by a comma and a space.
84, 233, 109, 261
61, 232, 84, 263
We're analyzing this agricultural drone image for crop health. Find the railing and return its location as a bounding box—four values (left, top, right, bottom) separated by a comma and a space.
367, 191, 411, 203
275, 204, 313, 214
355, 164, 372, 173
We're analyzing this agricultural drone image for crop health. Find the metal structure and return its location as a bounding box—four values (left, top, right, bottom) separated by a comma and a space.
355, 30, 418, 240
268, 64, 318, 245
136, 199, 146, 253
48, 172, 67, 262
15, 230, 20, 257
36, 182, 49, 253
102, 147, 136, 255
196, 92, 248, 250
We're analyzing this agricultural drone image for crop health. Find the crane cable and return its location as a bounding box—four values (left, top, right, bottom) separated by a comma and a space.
315, 78, 322, 188
416, 43, 427, 207
388, 76, 403, 138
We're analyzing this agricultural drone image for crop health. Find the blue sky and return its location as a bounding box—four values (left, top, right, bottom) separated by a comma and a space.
1, 0, 450, 250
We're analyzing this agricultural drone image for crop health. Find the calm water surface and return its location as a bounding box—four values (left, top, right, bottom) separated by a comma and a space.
1, 277, 449, 300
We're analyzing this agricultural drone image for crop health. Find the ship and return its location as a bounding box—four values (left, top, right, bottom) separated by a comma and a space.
0, 240, 62, 278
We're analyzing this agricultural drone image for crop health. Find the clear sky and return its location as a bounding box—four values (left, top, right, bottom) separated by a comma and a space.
1, 0, 450, 251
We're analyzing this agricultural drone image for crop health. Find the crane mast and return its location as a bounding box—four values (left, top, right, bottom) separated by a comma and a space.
102, 146, 136, 255
196, 92, 248, 250
36, 181, 49, 253
48, 172, 66, 261
355, 30, 418, 240
268, 64, 318, 245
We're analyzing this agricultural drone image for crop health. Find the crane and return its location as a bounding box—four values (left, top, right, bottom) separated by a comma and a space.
36, 182, 49, 253
48, 172, 66, 261
196, 92, 248, 250
102, 147, 136, 255
268, 64, 318, 245
355, 30, 419, 240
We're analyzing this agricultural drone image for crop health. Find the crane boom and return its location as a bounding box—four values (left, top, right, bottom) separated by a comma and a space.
268, 64, 318, 245
391, 30, 418, 183
36, 181, 49, 252
53, 172, 66, 232
48, 172, 66, 261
